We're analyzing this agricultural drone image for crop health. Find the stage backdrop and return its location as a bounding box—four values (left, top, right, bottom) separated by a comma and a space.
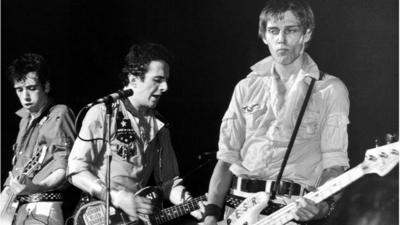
1, 0, 398, 199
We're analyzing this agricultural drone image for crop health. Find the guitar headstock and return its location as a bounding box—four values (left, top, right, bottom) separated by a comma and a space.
362, 141, 399, 176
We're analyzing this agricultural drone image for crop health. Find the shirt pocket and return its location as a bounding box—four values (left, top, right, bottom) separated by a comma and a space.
242, 102, 267, 130
110, 140, 140, 165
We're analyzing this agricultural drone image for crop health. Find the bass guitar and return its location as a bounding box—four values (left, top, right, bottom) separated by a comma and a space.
0, 145, 48, 225
218, 141, 399, 225
73, 186, 206, 225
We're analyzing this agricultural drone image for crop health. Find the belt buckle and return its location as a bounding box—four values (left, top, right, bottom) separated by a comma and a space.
31, 193, 42, 202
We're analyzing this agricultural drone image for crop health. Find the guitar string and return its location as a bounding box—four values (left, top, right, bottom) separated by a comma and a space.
156, 195, 207, 223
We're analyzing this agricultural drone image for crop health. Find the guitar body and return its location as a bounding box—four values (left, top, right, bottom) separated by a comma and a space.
197, 192, 270, 225
0, 188, 19, 225
224, 192, 269, 225
73, 186, 162, 225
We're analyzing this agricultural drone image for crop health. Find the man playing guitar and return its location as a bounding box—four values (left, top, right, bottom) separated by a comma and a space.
67, 43, 202, 225
1, 53, 76, 225
203, 0, 350, 224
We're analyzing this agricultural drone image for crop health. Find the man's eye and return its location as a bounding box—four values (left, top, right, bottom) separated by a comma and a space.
286, 28, 299, 34
268, 29, 279, 35
153, 78, 163, 83
27, 86, 37, 91
15, 88, 23, 93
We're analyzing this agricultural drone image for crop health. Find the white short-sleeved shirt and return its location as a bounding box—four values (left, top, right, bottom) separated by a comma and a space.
217, 53, 350, 187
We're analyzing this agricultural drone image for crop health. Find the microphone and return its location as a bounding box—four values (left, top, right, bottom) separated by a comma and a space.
198, 151, 217, 160
86, 89, 134, 107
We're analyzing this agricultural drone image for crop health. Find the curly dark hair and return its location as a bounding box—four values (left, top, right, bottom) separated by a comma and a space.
6, 53, 50, 86
258, 0, 315, 45
120, 43, 174, 86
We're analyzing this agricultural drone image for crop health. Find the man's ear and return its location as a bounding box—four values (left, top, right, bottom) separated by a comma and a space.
128, 74, 138, 88
303, 28, 312, 43
262, 36, 268, 45
44, 81, 51, 94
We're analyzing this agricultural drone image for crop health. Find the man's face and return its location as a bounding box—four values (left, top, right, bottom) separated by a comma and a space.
13, 72, 49, 114
129, 60, 169, 110
262, 10, 311, 65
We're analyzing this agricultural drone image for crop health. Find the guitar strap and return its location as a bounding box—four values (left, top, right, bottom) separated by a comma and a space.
271, 71, 323, 200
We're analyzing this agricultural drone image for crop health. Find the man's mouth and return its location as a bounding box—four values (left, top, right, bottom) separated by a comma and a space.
276, 48, 289, 53
151, 95, 161, 100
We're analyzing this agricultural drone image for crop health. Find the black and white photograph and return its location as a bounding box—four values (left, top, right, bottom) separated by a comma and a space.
1, 0, 399, 225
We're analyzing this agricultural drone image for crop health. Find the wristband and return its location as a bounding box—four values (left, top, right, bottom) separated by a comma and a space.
204, 204, 222, 218
323, 198, 336, 219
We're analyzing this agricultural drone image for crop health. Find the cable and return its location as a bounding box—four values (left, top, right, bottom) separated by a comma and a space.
74, 105, 107, 143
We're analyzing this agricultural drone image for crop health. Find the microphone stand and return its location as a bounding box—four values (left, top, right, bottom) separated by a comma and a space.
104, 101, 113, 225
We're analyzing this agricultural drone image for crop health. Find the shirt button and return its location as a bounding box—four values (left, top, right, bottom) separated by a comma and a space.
19, 151, 23, 155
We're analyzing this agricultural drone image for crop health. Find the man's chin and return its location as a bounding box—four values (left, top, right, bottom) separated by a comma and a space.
148, 102, 158, 109
25, 107, 39, 114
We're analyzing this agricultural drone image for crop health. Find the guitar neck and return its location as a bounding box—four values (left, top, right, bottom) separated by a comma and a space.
152, 195, 206, 225
256, 164, 366, 225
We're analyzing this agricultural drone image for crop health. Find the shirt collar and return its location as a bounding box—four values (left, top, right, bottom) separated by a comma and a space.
249, 52, 320, 80
121, 98, 165, 131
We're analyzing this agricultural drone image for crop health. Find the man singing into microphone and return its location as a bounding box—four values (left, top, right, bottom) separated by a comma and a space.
67, 43, 202, 224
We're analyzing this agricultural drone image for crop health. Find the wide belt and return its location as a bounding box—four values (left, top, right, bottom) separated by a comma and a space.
17, 192, 63, 204
230, 176, 307, 197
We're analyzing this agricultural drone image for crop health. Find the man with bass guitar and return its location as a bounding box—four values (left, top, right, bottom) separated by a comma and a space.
203, 0, 350, 224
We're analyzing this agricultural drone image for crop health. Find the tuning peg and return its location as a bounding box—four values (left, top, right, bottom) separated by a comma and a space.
367, 154, 377, 161
374, 139, 379, 147
385, 134, 395, 144
379, 152, 389, 158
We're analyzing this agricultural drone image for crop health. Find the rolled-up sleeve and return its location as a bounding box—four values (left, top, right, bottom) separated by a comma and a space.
217, 81, 246, 164
320, 79, 350, 169
67, 105, 105, 177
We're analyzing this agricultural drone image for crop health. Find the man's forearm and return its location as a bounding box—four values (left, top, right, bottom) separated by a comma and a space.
69, 170, 105, 198
21, 168, 66, 194
314, 166, 346, 219
207, 160, 233, 207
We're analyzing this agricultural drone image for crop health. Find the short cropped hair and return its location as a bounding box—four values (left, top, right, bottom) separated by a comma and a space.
7, 53, 50, 86
120, 43, 174, 86
258, 0, 315, 41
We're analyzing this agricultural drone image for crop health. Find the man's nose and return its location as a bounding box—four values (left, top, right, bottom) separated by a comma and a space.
22, 90, 30, 100
277, 30, 287, 43
159, 81, 168, 92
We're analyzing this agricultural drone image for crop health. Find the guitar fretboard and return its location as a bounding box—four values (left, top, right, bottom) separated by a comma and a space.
153, 195, 207, 225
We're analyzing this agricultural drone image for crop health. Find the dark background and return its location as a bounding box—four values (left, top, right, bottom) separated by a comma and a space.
1, 0, 398, 220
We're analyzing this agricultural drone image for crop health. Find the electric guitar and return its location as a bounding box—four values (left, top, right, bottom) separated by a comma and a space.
0, 145, 48, 225
73, 186, 207, 225
219, 141, 399, 225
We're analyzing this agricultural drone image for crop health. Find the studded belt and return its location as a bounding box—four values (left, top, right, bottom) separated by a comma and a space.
17, 192, 63, 204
